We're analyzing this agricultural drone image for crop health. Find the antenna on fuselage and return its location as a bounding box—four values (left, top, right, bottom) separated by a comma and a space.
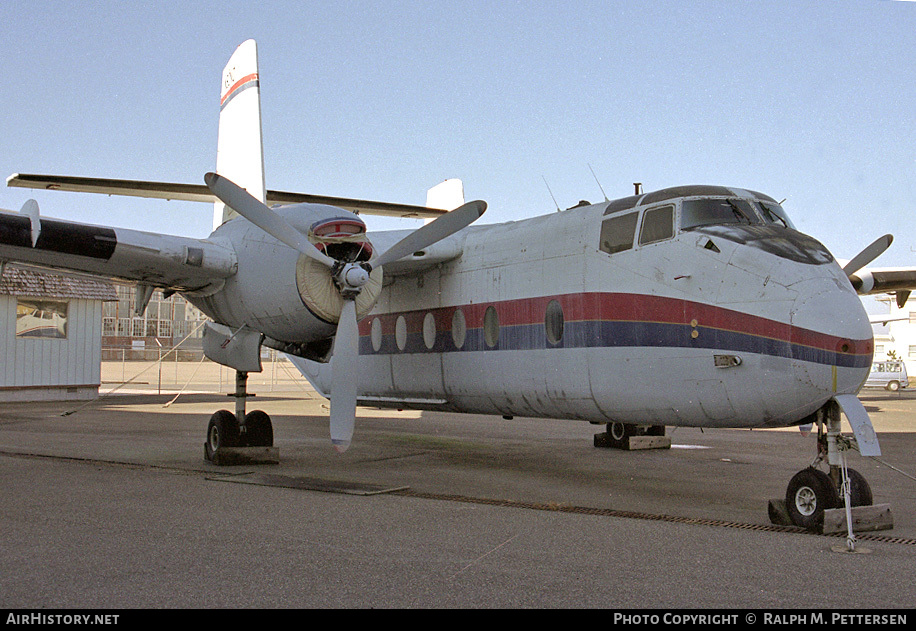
589, 164, 609, 202
542, 176, 561, 212
634, 182, 643, 195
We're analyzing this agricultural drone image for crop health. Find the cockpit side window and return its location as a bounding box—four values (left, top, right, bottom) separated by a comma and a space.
638, 205, 674, 246
599, 211, 639, 255
680, 198, 761, 230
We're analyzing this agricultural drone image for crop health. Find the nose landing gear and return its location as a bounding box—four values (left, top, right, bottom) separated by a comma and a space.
777, 399, 891, 541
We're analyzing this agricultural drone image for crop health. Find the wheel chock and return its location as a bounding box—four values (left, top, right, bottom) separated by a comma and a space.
593, 432, 671, 450
822, 504, 894, 535
206, 445, 280, 466
767, 499, 894, 533
626, 435, 672, 450
767, 499, 793, 527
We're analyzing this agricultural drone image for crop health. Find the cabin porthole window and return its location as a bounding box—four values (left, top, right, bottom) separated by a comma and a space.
484, 306, 500, 348
451, 309, 467, 349
423, 313, 437, 350
370, 318, 383, 352
395, 315, 407, 351
545, 300, 564, 345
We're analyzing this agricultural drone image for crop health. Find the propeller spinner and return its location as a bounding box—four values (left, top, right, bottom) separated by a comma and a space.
205, 172, 486, 451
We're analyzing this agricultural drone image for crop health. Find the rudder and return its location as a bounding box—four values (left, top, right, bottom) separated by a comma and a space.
213, 39, 266, 231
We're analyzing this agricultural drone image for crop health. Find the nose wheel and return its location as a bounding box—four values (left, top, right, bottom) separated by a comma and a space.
785, 467, 840, 531
781, 401, 874, 533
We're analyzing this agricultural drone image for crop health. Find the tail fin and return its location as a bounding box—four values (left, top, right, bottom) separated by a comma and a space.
213, 39, 266, 231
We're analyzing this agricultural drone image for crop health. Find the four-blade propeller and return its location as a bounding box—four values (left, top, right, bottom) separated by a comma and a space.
207, 172, 899, 452
205, 172, 486, 451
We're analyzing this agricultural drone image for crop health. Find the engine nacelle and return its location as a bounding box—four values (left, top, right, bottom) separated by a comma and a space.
188, 204, 382, 364
849, 269, 916, 295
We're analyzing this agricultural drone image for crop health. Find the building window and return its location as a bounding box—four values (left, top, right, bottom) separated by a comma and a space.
131, 318, 145, 337
15, 299, 68, 339
908, 346, 916, 360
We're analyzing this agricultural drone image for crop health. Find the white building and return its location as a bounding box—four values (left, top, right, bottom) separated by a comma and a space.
0, 265, 116, 401
101, 283, 210, 360
871, 295, 916, 375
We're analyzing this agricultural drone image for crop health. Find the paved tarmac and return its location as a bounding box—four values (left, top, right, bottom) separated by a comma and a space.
1, 361, 915, 608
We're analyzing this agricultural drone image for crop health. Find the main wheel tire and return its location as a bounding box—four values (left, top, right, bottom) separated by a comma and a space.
205, 410, 240, 461
243, 410, 274, 447
607, 422, 637, 449
843, 468, 873, 507
785, 467, 840, 530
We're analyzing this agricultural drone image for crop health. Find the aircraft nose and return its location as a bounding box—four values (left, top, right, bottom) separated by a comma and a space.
790, 279, 873, 394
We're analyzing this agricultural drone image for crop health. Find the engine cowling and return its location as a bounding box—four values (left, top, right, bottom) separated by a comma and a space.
188, 204, 383, 357
296, 215, 383, 323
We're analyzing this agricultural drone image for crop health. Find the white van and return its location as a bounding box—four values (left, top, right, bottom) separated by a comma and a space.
865, 360, 909, 391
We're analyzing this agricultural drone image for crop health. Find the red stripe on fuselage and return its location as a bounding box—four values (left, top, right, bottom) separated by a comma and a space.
358, 292, 872, 358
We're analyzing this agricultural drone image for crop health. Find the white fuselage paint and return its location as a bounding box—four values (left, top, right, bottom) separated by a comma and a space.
292, 195, 873, 430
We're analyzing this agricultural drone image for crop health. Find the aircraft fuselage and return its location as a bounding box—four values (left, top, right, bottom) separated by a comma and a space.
295, 185, 873, 430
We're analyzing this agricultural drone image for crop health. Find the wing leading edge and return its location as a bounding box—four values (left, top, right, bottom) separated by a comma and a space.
0, 203, 236, 293
7, 173, 448, 220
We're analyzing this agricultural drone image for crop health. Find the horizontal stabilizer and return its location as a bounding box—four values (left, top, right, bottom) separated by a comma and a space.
426, 179, 464, 211
7, 173, 448, 220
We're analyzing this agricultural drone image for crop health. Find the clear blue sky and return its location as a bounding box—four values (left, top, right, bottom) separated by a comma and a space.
2, 0, 915, 272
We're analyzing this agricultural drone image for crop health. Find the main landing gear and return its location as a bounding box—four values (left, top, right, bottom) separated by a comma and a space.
204, 370, 276, 464
593, 422, 670, 450
781, 400, 878, 534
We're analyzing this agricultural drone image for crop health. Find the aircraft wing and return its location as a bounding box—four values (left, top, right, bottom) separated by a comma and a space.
365, 228, 470, 277
849, 267, 916, 308
7, 173, 447, 219
868, 313, 908, 326
0, 205, 236, 293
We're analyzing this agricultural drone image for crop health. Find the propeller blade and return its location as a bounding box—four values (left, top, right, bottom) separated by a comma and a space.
205, 172, 336, 268
373, 200, 486, 269
329, 299, 359, 452
842, 234, 893, 277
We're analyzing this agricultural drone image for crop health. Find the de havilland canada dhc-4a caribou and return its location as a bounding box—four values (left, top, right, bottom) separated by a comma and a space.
2, 40, 914, 531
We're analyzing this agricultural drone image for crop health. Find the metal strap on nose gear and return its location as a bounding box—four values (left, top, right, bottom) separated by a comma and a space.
837, 448, 857, 552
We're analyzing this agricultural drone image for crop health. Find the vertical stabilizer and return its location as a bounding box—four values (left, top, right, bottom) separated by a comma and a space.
214, 39, 266, 231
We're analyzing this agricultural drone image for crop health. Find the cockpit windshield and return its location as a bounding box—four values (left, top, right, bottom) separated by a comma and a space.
680, 198, 795, 231
758, 200, 795, 229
